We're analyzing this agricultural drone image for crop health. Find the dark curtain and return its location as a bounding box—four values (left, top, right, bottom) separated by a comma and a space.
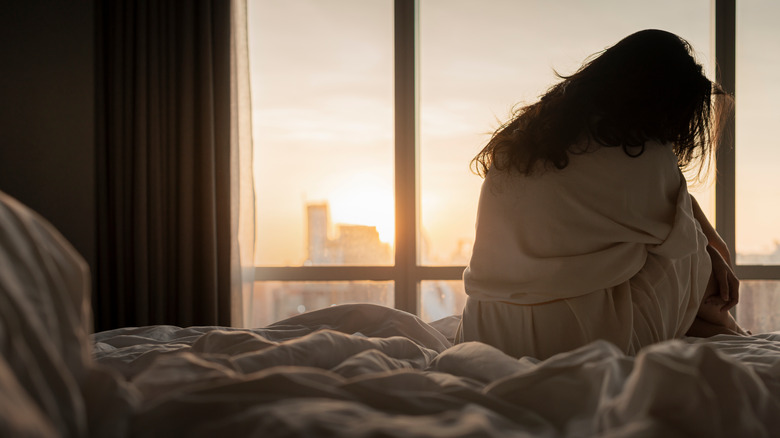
95, 0, 232, 331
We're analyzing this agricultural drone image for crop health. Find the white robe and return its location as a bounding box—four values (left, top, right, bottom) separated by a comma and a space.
456, 141, 711, 359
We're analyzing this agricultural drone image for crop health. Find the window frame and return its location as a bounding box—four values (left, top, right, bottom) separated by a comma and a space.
254, 0, 780, 321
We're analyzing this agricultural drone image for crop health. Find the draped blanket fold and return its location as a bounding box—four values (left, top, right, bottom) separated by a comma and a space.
459, 141, 711, 358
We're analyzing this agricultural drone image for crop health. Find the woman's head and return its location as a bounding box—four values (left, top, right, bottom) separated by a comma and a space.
473, 29, 730, 176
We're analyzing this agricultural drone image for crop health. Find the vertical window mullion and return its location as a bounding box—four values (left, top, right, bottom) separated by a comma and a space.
394, 0, 420, 314
714, 0, 736, 263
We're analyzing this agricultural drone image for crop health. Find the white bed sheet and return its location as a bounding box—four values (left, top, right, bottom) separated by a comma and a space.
92, 304, 780, 438
2, 190, 779, 437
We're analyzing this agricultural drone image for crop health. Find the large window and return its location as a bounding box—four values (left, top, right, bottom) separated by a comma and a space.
247, 0, 778, 333
734, 0, 780, 332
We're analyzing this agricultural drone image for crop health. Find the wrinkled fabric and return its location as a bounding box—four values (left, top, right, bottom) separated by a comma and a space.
91, 310, 780, 438
459, 142, 710, 359
3, 189, 780, 438
0, 192, 92, 437
0, 191, 136, 438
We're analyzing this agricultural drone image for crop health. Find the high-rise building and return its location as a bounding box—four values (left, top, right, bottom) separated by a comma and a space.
305, 202, 391, 265
334, 224, 392, 265
306, 203, 330, 265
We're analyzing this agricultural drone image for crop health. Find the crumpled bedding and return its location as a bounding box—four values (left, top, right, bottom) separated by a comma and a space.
92, 304, 780, 438
2, 189, 780, 438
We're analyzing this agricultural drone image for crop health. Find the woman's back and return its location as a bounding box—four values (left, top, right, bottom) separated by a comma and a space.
458, 141, 712, 359
457, 29, 742, 359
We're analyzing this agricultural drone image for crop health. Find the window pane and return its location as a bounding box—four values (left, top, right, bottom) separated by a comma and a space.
737, 281, 780, 334
419, 0, 713, 265
249, 0, 394, 266
736, 1, 780, 264
249, 281, 393, 327
421, 280, 467, 323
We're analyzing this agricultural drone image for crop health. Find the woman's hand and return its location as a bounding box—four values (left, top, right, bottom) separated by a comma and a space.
705, 244, 739, 311
691, 195, 734, 267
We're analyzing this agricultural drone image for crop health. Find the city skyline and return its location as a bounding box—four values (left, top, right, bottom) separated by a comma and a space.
302, 201, 473, 266
248, 200, 470, 327
247, 198, 778, 331
305, 202, 392, 265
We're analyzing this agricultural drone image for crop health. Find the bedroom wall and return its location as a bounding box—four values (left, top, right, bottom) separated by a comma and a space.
0, 0, 96, 272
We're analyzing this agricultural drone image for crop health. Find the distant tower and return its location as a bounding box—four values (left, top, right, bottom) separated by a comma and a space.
306, 203, 330, 264
336, 224, 392, 265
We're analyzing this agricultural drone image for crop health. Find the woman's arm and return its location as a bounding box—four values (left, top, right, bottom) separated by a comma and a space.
691, 195, 740, 310
686, 316, 749, 337
690, 195, 732, 267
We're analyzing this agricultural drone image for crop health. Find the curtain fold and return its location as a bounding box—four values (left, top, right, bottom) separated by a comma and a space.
96, 0, 254, 331
229, 0, 256, 327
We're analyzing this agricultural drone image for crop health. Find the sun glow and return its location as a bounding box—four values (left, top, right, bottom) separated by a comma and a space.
326, 174, 395, 245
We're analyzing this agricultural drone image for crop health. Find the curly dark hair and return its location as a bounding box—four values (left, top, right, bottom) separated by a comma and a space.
472, 29, 731, 177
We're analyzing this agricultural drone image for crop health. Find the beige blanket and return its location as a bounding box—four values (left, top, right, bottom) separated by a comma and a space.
460, 141, 711, 358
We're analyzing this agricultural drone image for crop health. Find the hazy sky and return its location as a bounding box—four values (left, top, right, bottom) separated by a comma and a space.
248, 0, 779, 266
736, 0, 780, 257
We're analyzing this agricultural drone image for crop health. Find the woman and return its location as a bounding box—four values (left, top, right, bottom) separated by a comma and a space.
456, 29, 748, 360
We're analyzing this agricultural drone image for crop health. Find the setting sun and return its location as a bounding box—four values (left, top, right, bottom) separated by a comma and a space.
326, 172, 395, 245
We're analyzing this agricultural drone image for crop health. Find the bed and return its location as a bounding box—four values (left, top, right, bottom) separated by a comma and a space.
2, 191, 780, 437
